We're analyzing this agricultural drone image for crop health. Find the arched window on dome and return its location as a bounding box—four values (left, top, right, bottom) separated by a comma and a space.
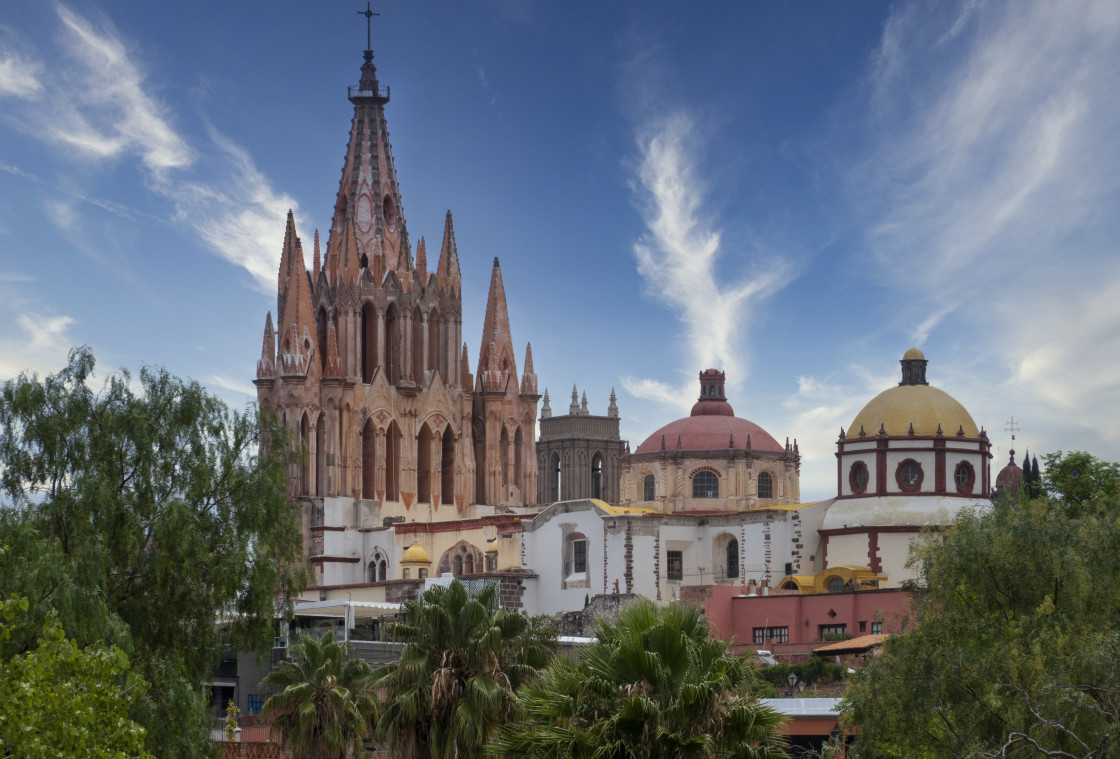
895, 459, 923, 492
692, 470, 719, 499
954, 461, 976, 494
643, 474, 655, 502
757, 471, 774, 500
849, 461, 869, 495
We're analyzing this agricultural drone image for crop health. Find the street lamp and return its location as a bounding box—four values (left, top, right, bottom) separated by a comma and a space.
785, 672, 804, 698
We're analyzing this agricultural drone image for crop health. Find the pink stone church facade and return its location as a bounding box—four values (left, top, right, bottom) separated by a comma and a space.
254, 44, 539, 590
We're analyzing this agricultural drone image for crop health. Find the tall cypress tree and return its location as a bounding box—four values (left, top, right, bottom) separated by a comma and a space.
1031, 455, 1043, 498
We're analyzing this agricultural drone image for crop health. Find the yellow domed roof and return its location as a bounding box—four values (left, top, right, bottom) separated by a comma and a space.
400, 542, 431, 565
846, 384, 978, 438
902, 347, 926, 361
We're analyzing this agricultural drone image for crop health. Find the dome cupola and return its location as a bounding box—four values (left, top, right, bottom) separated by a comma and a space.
691, 368, 734, 417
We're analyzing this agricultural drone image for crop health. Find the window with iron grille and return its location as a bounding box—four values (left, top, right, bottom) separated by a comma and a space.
725, 538, 739, 579
247, 694, 264, 716
643, 474, 655, 501
667, 550, 683, 581
753, 627, 789, 644
572, 539, 587, 574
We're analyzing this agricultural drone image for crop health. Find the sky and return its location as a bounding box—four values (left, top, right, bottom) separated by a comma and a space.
1, 0, 1118, 501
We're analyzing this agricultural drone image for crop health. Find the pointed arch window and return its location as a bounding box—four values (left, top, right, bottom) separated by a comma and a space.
726, 538, 739, 579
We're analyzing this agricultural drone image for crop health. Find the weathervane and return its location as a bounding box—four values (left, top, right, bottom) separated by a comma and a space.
1004, 416, 1020, 442
357, 2, 379, 51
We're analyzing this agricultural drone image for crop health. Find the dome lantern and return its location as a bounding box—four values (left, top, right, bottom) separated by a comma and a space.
900, 347, 928, 386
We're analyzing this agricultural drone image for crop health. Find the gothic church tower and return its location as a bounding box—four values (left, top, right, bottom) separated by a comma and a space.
254, 38, 539, 578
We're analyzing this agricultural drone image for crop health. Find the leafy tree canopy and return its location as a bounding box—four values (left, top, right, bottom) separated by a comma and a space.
843, 451, 1120, 758
0, 594, 152, 758
0, 348, 306, 758
492, 600, 787, 759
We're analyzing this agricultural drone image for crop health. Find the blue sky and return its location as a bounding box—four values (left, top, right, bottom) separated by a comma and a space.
2, 0, 1118, 501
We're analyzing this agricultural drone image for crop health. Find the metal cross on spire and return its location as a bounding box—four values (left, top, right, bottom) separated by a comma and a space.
1004, 416, 1020, 442
357, 2, 379, 51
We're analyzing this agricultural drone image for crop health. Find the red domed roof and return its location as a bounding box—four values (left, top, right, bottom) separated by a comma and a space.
634, 415, 783, 454
634, 369, 784, 454
995, 449, 1023, 488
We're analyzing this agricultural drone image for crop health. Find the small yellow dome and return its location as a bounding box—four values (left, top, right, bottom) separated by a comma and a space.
903, 347, 926, 361
846, 384, 978, 438
400, 542, 431, 565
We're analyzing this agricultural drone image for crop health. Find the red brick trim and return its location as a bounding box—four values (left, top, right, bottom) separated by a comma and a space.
819, 524, 933, 537
876, 441, 888, 495
394, 514, 525, 535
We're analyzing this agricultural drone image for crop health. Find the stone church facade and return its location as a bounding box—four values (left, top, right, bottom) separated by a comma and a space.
254, 44, 539, 587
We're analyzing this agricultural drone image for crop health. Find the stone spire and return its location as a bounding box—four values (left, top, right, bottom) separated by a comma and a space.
312, 229, 321, 281
460, 343, 473, 390
570, 385, 580, 415
541, 388, 552, 419
520, 343, 538, 395
580, 391, 589, 415
276, 214, 316, 377
328, 213, 363, 287
476, 258, 517, 392
277, 210, 299, 316
607, 388, 618, 418
323, 320, 343, 379
436, 210, 461, 293
256, 312, 276, 379
326, 45, 408, 286
416, 236, 427, 282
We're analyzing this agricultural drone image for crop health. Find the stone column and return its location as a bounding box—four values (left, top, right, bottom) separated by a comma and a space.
421, 312, 430, 377
376, 308, 386, 372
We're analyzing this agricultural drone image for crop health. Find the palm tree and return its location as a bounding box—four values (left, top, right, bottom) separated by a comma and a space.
372, 579, 551, 759
260, 630, 376, 759
491, 600, 788, 759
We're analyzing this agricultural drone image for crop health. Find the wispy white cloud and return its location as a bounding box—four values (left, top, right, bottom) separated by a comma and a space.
0, 53, 43, 98
22, 5, 194, 171
849, 0, 1120, 456
163, 127, 299, 292
3, 4, 296, 291
0, 311, 76, 380
624, 113, 791, 407
207, 374, 257, 398
43, 198, 78, 233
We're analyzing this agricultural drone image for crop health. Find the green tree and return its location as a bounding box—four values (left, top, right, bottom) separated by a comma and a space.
372, 579, 549, 758
260, 630, 376, 759
0, 595, 152, 758
0, 348, 306, 758
491, 600, 787, 759
843, 451, 1120, 758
